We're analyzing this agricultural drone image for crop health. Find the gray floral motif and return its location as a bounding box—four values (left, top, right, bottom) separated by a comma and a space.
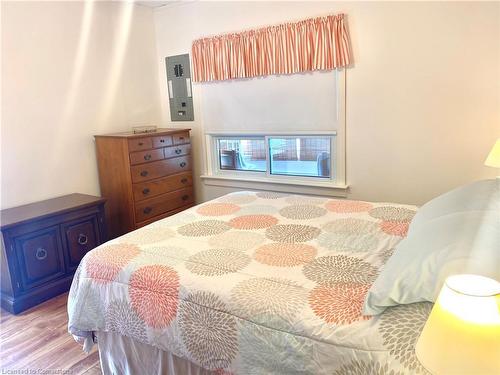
238, 314, 315, 375
179, 291, 238, 370
279, 205, 327, 220
333, 360, 404, 375
317, 232, 379, 252
303, 255, 378, 284
256, 191, 289, 199
186, 248, 251, 276
369, 206, 416, 223
379, 303, 432, 373
230, 277, 307, 322
265, 224, 321, 243
178, 220, 231, 237
105, 299, 148, 343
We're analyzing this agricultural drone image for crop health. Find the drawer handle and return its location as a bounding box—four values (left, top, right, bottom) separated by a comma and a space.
138, 142, 144, 146
175, 149, 182, 154
140, 170, 148, 177
178, 137, 185, 141
143, 188, 150, 195
181, 178, 188, 184
182, 195, 189, 201
160, 139, 165, 143
143, 207, 152, 214
144, 154, 152, 161
180, 162, 187, 168
35, 248, 48, 261
78, 234, 88, 246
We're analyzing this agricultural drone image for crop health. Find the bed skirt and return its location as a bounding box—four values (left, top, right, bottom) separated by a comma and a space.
96, 331, 213, 375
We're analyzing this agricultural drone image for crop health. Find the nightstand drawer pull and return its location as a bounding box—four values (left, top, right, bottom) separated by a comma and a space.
182, 195, 189, 201
144, 154, 152, 161
143, 207, 152, 214
35, 248, 48, 261
77, 234, 88, 246
181, 178, 188, 184
180, 162, 186, 168
175, 149, 182, 154
140, 171, 148, 177
142, 188, 150, 195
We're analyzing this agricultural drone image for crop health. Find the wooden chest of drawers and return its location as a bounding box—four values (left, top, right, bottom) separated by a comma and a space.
95, 128, 194, 238
0, 194, 107, 314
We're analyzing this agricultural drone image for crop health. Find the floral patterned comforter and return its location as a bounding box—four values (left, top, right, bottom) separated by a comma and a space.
68, 191, 430, 374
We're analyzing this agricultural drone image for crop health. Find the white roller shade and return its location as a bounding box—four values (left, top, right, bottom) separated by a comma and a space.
200, 71, 340, 133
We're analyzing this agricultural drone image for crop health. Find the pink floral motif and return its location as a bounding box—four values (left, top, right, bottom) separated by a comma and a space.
309, 282, 371, 325
380, 221, 409, 237
129, 265, 180, 328
197, 203, 241, 216
325, 200, 373, 213
86, 244, 140, 283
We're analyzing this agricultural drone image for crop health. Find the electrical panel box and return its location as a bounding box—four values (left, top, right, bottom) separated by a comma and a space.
165, 54, 194, 121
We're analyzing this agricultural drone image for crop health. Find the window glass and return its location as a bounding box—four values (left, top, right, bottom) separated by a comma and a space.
269, 137, 331, 178
218, 138, 266, 172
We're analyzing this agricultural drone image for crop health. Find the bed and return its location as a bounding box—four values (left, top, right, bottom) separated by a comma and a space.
68, 191, 430, 374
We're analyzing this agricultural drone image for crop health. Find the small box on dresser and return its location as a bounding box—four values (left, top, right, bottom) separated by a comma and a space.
0, 194, 107, 314
94, 128, 194, 239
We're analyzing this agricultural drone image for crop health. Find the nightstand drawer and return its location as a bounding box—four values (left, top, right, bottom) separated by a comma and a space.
130, 156, 191, 183
133, 172, 193, 201
128, 137, 152, 152
62, 216, 99, 271
135, 188, 194, 223
129, 148, 164, 165
15, 226, 65, 291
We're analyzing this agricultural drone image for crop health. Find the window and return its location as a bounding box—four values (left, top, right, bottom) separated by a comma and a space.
269, 137, 331, 178
209, 133, 336, 183
217, 138, 266, 172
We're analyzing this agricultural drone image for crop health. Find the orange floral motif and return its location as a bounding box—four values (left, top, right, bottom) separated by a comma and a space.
308, 283, 371, 325
197, 203, 241, 216
86, 244, 140, 283
380, 221, 410, 237
129, 265, 180, 329
229, 215, 278, 230
254, 243, 317, 267
325, 200, 373, 213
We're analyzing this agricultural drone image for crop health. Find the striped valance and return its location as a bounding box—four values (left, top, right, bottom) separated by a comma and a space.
191, 14, 352, 83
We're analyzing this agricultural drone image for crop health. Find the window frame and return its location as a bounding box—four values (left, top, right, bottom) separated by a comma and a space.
200, 69, 347, 196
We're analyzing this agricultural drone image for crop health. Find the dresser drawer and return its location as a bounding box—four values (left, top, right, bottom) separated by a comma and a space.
164, 144, 191, 159
62, 216, 99, 271
129, 148, 164, 165
14, 226, 65, 291
130, 156, 191, 183
133, 172, 193, 201
134, 187, 194, 223
128, 137, 152, 152
152, 135, 173, 148
173, 132, 190, 145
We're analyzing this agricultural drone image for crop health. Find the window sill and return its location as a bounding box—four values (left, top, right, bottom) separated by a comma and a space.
200, 174, 349, 197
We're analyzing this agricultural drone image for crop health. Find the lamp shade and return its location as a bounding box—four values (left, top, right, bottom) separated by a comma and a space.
484, 139, 500, 168
415, 274, 500, 374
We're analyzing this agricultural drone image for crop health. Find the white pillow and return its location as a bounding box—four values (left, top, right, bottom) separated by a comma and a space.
363, 179, 500, 315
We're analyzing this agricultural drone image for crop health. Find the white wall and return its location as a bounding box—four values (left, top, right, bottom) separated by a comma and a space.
153, 1, 500, 206
1, 1, 162, 209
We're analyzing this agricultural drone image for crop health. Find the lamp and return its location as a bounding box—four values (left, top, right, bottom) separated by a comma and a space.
484, 139, 500, 168
415, 274, 500, 374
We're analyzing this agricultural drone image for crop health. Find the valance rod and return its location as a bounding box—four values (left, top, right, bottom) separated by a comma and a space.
191, 14, 352, 83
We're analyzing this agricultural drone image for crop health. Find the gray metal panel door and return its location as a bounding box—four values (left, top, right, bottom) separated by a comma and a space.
165, 54, 194, 121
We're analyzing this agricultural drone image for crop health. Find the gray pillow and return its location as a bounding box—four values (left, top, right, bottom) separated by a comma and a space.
363, 179, 500, 315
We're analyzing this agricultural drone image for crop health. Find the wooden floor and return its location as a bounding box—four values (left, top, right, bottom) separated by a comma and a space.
0, 293, 101, 374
